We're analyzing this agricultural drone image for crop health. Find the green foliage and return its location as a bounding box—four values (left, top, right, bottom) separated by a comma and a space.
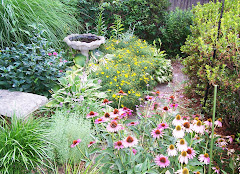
110, 15, 124, 39
46, 68, 107, 111
90, 35, 172, 109
181, 0, 240, 131
101, 0, 170, 42
0, 116, 52, 173
48, 110, 93, 164
160, 8, 193, 58
0, 27, 72, 96
0, 0, 81, 48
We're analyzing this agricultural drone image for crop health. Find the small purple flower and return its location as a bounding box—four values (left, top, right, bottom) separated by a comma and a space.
98, 79, 102, 84
48, 53, 52, 56
59, 102, 63, 107
53, 52, 58, 56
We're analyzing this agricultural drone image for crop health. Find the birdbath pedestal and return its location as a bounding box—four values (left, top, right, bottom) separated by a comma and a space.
63, 33, 105, 64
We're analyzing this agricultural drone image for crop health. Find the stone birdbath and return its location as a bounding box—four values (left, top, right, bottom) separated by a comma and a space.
63, 33, 105, 64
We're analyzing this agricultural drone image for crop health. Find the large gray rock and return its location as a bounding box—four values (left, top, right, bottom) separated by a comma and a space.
0, 90, 48, 118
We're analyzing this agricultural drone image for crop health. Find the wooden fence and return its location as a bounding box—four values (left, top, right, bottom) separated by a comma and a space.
168, 0, 212, 10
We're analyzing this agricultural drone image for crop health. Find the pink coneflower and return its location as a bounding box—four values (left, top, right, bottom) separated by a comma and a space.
53, 52, 58, 56
179, 151, 188, 164
88, 141, 96, 148
204, 118, 212, 127
169, 95, 175, 101
162, 106, 169, 112
172, 115, 183, 126
86, 111, 99, 118
132, 148, 137, 155
106, 120, 122, 132
145, 95, 155, 101
48, 53, 52, 56
186, 147, 196, 159
127, 121, 139, 126
182, 116, 190, 120
226, 135, 234, 143
212, 166, 220, 174
217, 138, 228, 146
176, 139, 188, 152
214, 118, 222, 127
173, 125, 185, 139
103, 112, 111, 119
101, 99, 113, 106
167, 144, 177, 156
158, 122, 169, 130
151, 128, 164, 139
152, 90, 161, 96
116, 90, 127, 95
193, 120, 205, 134
154, 155, 170, 168
110, 109, 124, 118
175, 168, 189, 174
94, 117, 106, 124
70, 139, 81, 148
198, 153, 210, 164
114, 141, 124, 150
123, 136, 138, 147
169, 103, 178, 108
182, 121, 192, 133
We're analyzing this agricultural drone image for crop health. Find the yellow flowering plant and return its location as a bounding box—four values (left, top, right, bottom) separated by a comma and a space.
89, 35, 172, 109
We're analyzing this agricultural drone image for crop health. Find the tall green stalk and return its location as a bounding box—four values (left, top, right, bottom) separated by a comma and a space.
208, 85, 217, 174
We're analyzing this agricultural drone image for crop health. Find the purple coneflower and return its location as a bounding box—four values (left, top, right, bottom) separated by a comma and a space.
172, 114, 183, 126
88, 141, 96, 148
132, 148, 137, 155
103, 112, 111, 119
176, 139, 188, 152
182, 121, 192, 133
101, 99, 113, 106
162, 106, 169, 112
204, 118, 212, 127
127, 121, 139, 126
123, 136, 138, 147
152, 102, 160, 110
114, 141, 124, 150
106, 120, 122, 132
145, 95, 155, 101
212, 166, 220, 174
116, 90, 127, 95
179, 151, 188, 164
198, 153, 210, 164
173, 125, 185, 139
86, 111, 99, 118
214, 118, 222, 127
186, 147, 196, 159
158, 122, 169, 130
70, 139, 81, 148
167, 144, 177, 156
154, 155, 170, 168
193, 120, 205, 134
175, 168, 189, 174
169, 103, 178, 108
151, 128, 164, 139
94, 117, 106, 124
110, 109, 124, 118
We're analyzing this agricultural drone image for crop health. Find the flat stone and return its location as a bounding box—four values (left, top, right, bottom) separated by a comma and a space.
0, 90, 48, 118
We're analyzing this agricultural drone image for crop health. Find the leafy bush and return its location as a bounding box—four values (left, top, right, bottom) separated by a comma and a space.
0, 27, 72, 96
181, 0, 240, 131
0, 0, 81, 48
46, 68, 107, 114
48, 110, 93, 164
90, 35, 172, 109
160, 8, 193, 58
0, 116, 52, 173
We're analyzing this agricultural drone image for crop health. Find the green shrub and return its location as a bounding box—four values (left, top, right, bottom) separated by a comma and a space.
90, 35, 172, 109
0, 0, 81, 48
0, 116, 52, 173
0, 27, 72, 96
46, 68, 107, 113
48, 110, 93, 164
160, 8, 193, 58
181, 0, 240, 131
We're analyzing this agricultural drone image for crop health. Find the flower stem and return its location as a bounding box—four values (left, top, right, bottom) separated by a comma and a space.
118, 95, 122, 109
77, 145, 90, 161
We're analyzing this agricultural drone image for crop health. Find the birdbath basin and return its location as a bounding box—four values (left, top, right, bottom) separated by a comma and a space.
63, 33, 105, 63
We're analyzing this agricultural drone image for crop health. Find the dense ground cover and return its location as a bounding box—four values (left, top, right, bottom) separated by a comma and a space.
0, 0, 239, 173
